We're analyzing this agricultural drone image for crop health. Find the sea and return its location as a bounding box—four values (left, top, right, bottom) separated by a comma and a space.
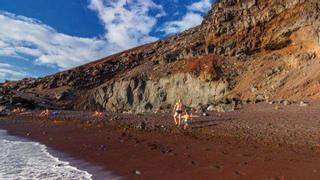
0, 129, 119, 180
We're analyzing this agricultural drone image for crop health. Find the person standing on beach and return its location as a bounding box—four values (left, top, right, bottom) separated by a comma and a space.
173, 98, 185, 126
39, 109, 50, 117
181, 110, 200, 130
93, 111, 105, 118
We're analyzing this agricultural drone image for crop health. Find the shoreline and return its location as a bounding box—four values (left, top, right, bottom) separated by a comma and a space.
0, 128, 120, 180
1, 103, 320, 179
45, 144, 120, 180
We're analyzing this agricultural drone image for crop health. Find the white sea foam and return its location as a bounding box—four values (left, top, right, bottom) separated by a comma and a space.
0, 129, 93, 180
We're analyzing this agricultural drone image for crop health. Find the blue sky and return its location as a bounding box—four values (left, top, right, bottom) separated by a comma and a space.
0, 0, 213, 82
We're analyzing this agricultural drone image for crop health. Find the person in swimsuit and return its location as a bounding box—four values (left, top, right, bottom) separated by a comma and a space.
39, 109, 50, 117
93, 111, 104, 118
181, 110, 200, 130
13, 107, 23, 113
173, 98, 184, 126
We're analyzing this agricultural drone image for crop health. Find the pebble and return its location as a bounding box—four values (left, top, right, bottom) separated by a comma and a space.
299, 101, 309, 107
202, 113, 209, 116
283, 100, 290, 106
234, 170, 246, 176
99, 145, 107, 151
135, 170, 141, 175
214, 165, 222, 169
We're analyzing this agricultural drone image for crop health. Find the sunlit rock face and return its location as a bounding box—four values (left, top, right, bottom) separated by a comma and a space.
2, 0, 320, 112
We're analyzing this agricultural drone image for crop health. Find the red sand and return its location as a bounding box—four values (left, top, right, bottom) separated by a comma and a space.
1, 103, 320, 179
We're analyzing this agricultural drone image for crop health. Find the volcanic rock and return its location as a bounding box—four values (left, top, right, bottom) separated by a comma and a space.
300, 101, 309, 107
1, 0, 320, 113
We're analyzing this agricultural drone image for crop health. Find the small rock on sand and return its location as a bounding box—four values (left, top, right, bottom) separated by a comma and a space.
213, 165, 223, 169
191, 161, 197, 166
300, 101, 309, 107
207, 105, 215, 111
234, 170, 246, 176
283, 100, 290, 106
135, 170, 141, 175
136, 122, 146, 130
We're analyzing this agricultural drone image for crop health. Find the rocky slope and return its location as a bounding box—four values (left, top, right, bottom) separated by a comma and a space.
1, 0, 320, 113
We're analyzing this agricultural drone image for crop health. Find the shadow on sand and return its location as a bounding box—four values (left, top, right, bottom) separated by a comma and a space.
190, 117, 233, 129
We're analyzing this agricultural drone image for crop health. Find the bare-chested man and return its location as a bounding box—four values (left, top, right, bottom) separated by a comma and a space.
173, 98, 184, 126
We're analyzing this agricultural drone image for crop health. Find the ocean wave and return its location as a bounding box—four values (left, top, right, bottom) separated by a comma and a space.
0, 130, 92, 180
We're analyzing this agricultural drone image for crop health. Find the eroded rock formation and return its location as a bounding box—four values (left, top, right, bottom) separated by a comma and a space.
1, 0, 320, 112
91, 73, 228, 112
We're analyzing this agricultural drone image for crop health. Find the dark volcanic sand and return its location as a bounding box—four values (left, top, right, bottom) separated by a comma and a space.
1, 102, 320, 179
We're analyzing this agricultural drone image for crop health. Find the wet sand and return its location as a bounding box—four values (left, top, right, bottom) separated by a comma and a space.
1, 103, 320, 179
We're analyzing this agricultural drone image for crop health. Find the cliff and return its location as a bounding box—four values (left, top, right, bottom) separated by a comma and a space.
1, 0, 320, 112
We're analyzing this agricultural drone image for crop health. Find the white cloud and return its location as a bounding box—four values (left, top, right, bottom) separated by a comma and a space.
88, 0, 165, 50
159, 0, 212, 35
0, 63, 27, 82
0, 12, 112, 70
0, 0, 164, 77
0, 1, 213, 82
0, 63, 12, 68
159, 12, 204, 35
187, 0, 212, 13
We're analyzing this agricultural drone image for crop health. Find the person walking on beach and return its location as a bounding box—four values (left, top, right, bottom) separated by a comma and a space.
173, 98, 184, 126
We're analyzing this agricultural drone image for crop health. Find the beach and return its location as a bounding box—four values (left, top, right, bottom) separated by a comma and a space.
1, 102, 320, 179
2, 0, 320, 179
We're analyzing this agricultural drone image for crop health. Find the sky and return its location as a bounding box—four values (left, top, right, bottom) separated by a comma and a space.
0, 0, 213, 82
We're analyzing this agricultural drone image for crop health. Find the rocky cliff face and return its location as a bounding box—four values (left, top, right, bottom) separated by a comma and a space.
1, 0, 320, 113
202, 0, 320, 57
91, 73, 229, 113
